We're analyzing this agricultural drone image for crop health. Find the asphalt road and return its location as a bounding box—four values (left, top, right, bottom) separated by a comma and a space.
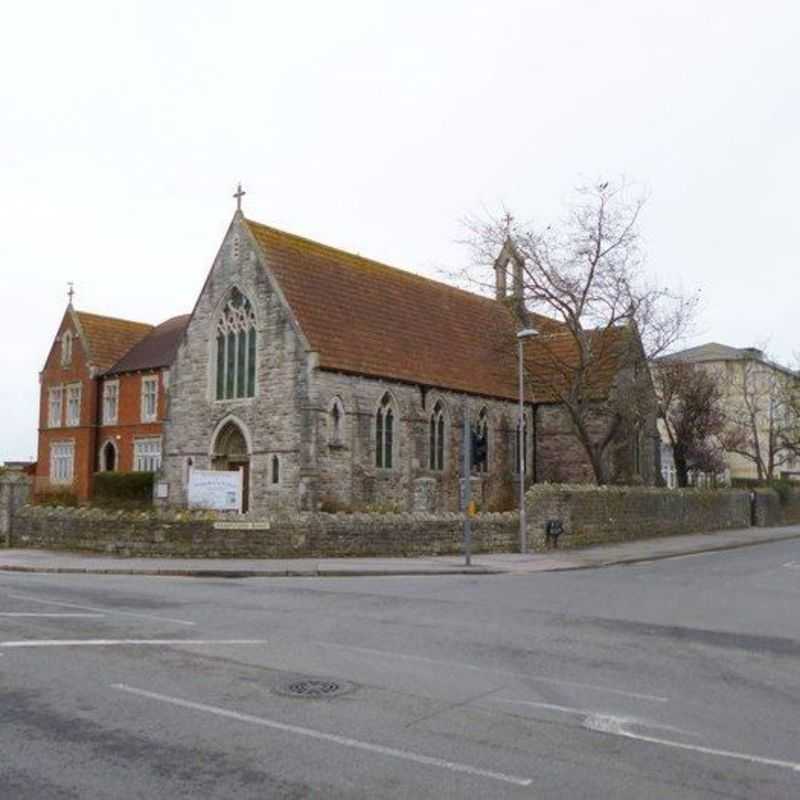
2, 539, 800, 799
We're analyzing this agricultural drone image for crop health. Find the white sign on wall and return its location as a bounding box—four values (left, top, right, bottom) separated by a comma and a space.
187, 468, 242, 512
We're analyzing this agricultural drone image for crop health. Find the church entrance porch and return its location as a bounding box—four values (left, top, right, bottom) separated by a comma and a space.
211, 420, 250, 513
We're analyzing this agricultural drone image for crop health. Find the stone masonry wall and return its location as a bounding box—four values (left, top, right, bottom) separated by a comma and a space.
1, 475, 32, 546
752, 488, 800, 527
160, 216, 309, 516
525, 484, 751, 551
11, 505, 517, 558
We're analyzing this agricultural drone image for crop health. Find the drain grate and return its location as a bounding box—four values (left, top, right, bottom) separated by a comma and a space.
275, 677, 355, 699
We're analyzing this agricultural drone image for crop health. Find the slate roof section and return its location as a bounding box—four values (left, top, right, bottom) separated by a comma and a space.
74, 311, 153, 372
244, 218, 629, 402
106, 314, 191, 375
658, 342, 762, 364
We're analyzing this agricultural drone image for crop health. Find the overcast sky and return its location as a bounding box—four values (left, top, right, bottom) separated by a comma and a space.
2, 1, 798, 460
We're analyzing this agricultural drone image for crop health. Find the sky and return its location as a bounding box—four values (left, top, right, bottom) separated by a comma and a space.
1, 0, 798, 460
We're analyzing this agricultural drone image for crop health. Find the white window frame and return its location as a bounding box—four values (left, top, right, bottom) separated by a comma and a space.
50, 440, 74, 484
141, 376, 158, 422
65, 383, 81, 427
61, 330, 73, 366
102, 380, 119, 425
48, 385, 63, 428
134, 437, 162, 472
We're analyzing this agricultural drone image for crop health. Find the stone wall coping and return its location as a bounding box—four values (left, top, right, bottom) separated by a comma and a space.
15, 504, 518, 524
526, 483, 752, 497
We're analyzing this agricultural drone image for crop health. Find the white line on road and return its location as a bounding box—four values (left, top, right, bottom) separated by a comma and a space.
585, 714, 800, 773
0, 639, 267, 649
4, 592, 196, 626
112, 683, 533, 787
0, 613, 105, 618
317, 641, 668, 703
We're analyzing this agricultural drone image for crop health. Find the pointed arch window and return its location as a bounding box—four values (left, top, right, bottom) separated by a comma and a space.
429, 401, 445, 471
61, 331, 73, 366
375, 393, 394, 469
329, 397, 345, 446
215, 288, 257, 400
475, 407, 489, 473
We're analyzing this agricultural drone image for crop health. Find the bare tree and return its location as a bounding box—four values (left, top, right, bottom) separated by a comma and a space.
465, 180, 698, 484
654, 361, 726, 487
718, 355, 799, 481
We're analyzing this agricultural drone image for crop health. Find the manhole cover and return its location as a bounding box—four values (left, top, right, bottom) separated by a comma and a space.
275, 677, 355, 699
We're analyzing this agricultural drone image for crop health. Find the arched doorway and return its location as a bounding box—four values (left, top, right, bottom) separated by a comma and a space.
102, 441, 116, 472
211, 420, 250, 512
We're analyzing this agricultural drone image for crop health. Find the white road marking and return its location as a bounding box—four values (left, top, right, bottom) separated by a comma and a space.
0, 639, 267, 649
112, 683, 533, 787
5, 592, 196, 626
317, 641, 668, 702
585, 714, 800, 773
783, 561, 800, 569
0, 613, 105, 618
493, 698, 596, 716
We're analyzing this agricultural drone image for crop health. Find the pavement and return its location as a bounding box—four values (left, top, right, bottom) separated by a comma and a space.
3, 522, 800, 577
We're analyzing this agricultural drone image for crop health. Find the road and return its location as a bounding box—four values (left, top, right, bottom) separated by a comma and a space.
1, 539, 800, 798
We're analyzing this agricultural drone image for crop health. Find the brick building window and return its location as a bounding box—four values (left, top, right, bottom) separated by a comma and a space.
134, 438, 161, 472
141, 376, 158, 422
48, 386, 63, 428
429, 401, 445, 471
50, 441, 74, 483
215, 287, 257, 400
375, 393, 394, 469
103, 381, 119, 424
65, 384, 81, 427
61, 331, 73, 366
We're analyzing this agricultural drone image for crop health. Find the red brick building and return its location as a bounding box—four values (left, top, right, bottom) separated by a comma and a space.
35, 304, 188, 501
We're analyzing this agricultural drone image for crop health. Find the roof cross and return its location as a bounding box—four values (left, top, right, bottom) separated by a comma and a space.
233, 182, 246, 211
67, 281, 75, 305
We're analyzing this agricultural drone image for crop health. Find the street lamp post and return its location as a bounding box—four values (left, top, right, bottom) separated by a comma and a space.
517, 328, 538, 553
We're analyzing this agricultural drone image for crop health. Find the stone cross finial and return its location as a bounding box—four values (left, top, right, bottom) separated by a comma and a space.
233, 182, 246, 211
67, 282, 75, 305
503, 211, 514, 232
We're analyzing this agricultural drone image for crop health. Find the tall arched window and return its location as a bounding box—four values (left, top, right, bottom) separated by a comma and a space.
475, 407, 489, 473
429, 401, 445, 471
271, 455, 280, 485
61, 331, 73, 366
215, 288, 257, 400
375, 393, 394, 469
329, 397, 345, 445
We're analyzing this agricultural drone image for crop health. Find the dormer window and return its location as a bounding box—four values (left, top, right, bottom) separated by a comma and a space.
61, 331, 73, 366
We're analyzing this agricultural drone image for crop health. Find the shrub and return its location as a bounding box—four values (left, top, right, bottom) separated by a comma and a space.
92, 472, 154, 509
34, 490, 78, 507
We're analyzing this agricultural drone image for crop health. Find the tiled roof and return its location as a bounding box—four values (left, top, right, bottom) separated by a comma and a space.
245, 218, 626, 402
106, 314, 190, 375
658, 342, 756, 364
74, 311, 153, 372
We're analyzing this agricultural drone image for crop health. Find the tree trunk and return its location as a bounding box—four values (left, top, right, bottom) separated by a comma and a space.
673, 446, 690, 488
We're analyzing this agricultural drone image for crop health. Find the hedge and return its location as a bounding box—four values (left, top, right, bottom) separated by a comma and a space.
92, 472, 154, 507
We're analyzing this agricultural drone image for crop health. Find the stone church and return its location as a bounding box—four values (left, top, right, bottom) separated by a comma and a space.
158, 203, 659, 514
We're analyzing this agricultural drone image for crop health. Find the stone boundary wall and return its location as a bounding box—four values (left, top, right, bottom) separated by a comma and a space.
752, 488, 800, 528
10, 506, 518, 558
0, 475, 32, 546
525, 484, 752, 551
